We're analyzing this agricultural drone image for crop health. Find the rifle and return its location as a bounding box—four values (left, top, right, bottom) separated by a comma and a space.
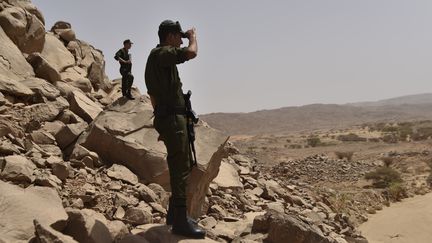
183, 90, 199, 168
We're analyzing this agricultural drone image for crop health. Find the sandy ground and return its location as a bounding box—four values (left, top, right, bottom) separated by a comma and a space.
359, 193, 432, 243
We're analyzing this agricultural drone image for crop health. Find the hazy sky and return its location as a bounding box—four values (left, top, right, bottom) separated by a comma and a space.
33, 0, 432, 114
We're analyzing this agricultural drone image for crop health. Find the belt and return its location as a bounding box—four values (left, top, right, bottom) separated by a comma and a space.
154, 105, 186, 116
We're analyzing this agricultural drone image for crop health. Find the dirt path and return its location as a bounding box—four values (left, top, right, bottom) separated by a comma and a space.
359, 193, 432, 243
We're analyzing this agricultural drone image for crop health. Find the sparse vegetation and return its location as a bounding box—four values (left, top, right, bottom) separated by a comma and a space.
306, 136, 321, 147
335, 151, 354, 161
288, 144, 302, 149
337, 133, 367, 142
387, 182, 407, 201
365, 167, 403, 188
380, 156, 395, 167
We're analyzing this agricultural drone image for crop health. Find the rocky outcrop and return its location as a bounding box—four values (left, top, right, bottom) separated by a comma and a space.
40, 33, 75, 72
75, 97, 229, 217
0, 5, 45, 54
0, 26, 34, 81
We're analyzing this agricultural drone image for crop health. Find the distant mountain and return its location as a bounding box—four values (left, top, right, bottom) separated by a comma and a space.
201, 94, 432, 135
348, 93, 432, 107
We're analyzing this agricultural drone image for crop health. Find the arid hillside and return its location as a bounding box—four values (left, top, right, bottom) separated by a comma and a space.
201, 94, 432, 135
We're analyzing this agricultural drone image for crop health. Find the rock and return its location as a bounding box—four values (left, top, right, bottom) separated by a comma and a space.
70, 144, 98, 162
54, 122, 87, 150
60, 66, 87, 82
0, 24, 35, 81
252, 210, 332, 243
0, 76, 34, 97
34, 219, 78, 243
199, 216, 218, 230
34, 170, 62, 189
0, 139, 20, 155
88, 62, 104, 90
51, 161, 69, 181
26, 52, 61, 83
40, 33, 75, 72
42, 121, 66, 136
0, 6, 45, 54
267, 202, 285, 214
30, 130, 57, 145
64, 208, 123, 243
213, 160, 243, 190
136, 183, 159, 202
127, 224, 218, 243
148, 183, 169, 208
51, 21, 71, 32
107, 164, 139, 185
58, 109, 85, 124
107, 220, 129, 241
58, 28, 76, 42
0, 91, 5, 105
21, 77, 61, 101
114, 206, 126, 219
55, 80, 81, 97
70, 77, 93, 93
68, 90, 103, 123
0, 181, 68, 242
124, 207, 153, 225
0, 155, 36, 183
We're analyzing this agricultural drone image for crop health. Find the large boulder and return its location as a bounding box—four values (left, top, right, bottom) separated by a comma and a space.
64, 208, 128, 243
40, 33, 75, 72
68, 90, 103, 123
4, 0, 45, 24
34, 220, 78, 243
76, 96, 229, 217
0, 6, 45, 54
21, 77, 60, 101
0, 75, 34, 97
26, 52, 61, 83
212, 160, 244, 190
0, 26, 35, 81
252, 210, 333, 243
0, 155, 36, 183
0, 181, 68, 242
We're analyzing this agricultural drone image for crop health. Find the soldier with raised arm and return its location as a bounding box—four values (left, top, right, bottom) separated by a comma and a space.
144, 20, 204, 238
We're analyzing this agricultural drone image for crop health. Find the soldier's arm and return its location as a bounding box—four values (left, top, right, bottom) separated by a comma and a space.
115, 50, 131, 64
185, 28, 197, 60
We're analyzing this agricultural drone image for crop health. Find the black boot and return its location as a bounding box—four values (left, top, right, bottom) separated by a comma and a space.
172, 206, 205, 239
166, 198, 197, 225
126, 91, 135, 100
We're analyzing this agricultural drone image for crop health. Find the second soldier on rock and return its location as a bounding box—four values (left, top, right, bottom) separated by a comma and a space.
145, 20, 205, 239
115, 39, 134, 99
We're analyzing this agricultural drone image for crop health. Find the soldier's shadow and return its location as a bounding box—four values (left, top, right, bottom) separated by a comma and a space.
134, 224, 200, 243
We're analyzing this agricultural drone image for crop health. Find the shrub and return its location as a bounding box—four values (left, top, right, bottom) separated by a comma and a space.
335, 151, 354, 161
368, 137, 380, 143
337, 133, 367, 142
288, 144, 302, 149
380, 157, 395, 167
382, 134, 398, 143
387, 182, 407, 201
306, 136, 321, 147
412, 127, 432, 141
365, 167, 403, 188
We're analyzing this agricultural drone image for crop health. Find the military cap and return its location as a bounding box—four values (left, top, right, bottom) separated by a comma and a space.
123, 39, 133, 45
158, 20, 187, 38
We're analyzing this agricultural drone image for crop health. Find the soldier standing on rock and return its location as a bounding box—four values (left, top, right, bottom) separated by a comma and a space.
144, 20, 205, 239
114, 39, 134, 99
